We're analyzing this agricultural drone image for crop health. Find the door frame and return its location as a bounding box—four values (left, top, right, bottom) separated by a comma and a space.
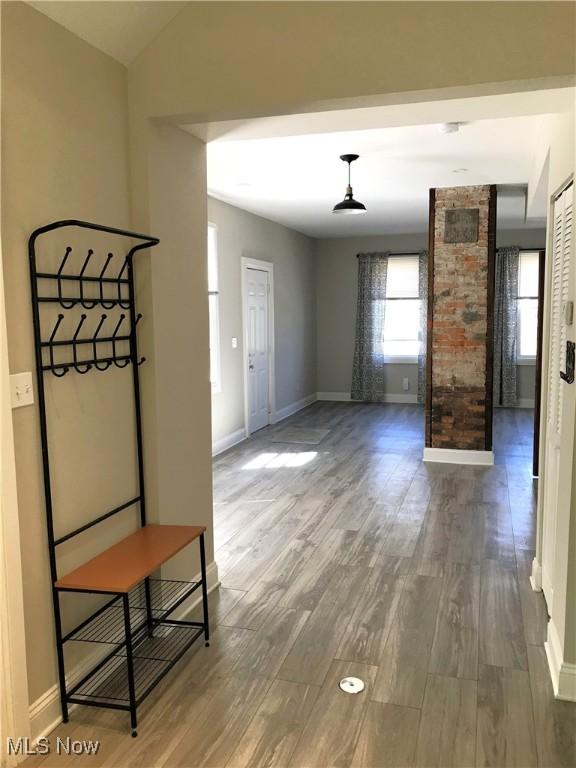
532, 248, 546, 477
240, 257, 275, 437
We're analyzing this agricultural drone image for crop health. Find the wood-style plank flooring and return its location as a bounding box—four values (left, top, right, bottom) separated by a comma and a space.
27, 403, 576, 767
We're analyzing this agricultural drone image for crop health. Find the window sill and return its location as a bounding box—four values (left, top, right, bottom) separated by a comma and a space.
383, 357, 418, 365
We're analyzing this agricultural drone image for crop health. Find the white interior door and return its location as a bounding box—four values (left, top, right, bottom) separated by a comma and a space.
245, 267, 270, 434
542, 182, 573, 611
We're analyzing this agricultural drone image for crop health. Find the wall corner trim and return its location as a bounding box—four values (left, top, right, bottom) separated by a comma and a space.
29, 561, 220, 743
274, 393, 317, 423
545, 618, 576, 702
423, 447, 495, 466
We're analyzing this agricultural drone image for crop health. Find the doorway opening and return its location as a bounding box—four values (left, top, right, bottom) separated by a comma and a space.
492, 248, 546, 477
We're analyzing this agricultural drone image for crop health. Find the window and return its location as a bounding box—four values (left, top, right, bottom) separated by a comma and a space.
207, 223, 221, 391
517, 251, 539, 361
382, 256, 420, 360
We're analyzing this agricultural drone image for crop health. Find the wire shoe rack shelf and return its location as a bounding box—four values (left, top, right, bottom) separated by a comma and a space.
29, 220, 210, 737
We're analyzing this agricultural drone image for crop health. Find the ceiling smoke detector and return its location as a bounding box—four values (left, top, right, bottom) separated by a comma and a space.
439, 122, 464, 134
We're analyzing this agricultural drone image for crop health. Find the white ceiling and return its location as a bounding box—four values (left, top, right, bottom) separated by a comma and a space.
28, 1, 186, 65
207, 115, 549, 238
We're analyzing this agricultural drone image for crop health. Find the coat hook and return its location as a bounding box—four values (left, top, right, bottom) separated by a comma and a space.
117, 258, 131, 309
99, 253, 116, 309
48, 313, 69, 376
57, 247, 76, 309
79, 249, 97, 309
111, 313, 130, 368
134, 316, 144, 365
72, 313, 92, 373
92, 313, 110, 371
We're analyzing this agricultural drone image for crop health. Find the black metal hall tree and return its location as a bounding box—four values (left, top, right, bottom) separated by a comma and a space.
29, 220, 210, 737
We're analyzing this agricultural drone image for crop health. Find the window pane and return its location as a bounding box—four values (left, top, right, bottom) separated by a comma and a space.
207, 225, 218, 292
519, 298, 538, 358
382, 339, 420, 358
386, 256, 419, 298
382, 298, 420, 357
518, 252, 539, 298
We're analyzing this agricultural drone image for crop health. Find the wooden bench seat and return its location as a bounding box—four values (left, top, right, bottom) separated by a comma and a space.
55, 524, 206, 593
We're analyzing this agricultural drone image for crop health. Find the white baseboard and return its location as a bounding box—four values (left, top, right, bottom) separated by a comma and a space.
423, 447, 495, 466
316, 391, 418, 404
29, 643, 114, 748
530, 557, 543, 591
545, 617, 576, 701
317, 391, 351, 401
29, 561, 220, 743
274, 393, 317, 422
212, 428, 246, 457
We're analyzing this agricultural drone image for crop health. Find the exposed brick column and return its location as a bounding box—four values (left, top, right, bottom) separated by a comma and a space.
426, 185, 496, 452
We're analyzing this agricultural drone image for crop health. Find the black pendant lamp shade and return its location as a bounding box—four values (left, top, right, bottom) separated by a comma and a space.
332, 154, 367, 214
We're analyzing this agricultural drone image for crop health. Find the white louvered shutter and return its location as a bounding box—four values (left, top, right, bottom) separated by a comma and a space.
548, 183, 573, 438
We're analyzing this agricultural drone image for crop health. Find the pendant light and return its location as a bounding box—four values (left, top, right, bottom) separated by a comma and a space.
332, 154, 367, 215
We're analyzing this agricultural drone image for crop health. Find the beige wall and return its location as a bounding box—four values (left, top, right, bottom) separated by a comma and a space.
317, 228, 545, 400
208, 197, 317, 445
129, 119, 214, 589
129, 1, 575, 124
1, 2, 133, 703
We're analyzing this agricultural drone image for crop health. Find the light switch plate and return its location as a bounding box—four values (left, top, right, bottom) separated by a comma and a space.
232, 337, 238, 349
10, 372, 34, 408
402, 377, 410, 391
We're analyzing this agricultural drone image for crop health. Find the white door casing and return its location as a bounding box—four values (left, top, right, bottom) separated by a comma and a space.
241, 259, 275, 436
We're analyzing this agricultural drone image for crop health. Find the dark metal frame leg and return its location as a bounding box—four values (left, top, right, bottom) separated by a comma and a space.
53, 589, 69, 722
122, 594, 138, 737
199, 533, 210, 646
143, 577, 153, 637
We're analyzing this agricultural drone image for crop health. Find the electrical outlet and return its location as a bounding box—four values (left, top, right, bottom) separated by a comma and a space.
402, 377, 410, 392
231, 337, 238, 349
10, 372, 34, 408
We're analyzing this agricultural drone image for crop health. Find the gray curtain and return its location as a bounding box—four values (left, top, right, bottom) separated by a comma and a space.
417, 250, 428, 404
351, 252, 389, 402
493, 246, 519, 407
